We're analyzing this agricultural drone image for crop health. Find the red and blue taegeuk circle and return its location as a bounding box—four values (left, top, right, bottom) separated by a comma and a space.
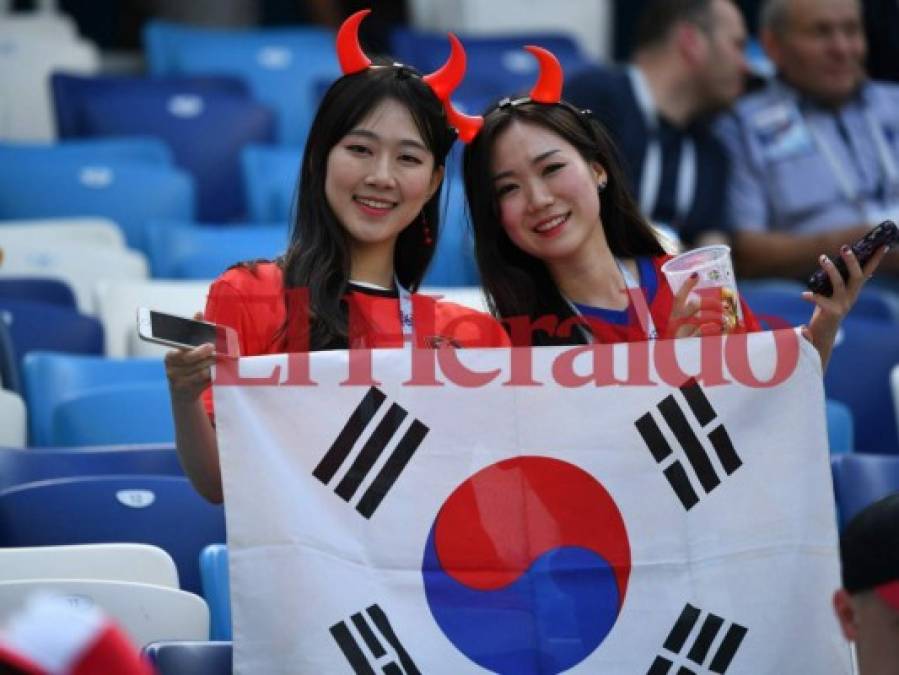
421, 456, 631, 674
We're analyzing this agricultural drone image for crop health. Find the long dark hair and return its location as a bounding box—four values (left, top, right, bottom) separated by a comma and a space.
281, 60, 455, 350
462, 100, 664, 346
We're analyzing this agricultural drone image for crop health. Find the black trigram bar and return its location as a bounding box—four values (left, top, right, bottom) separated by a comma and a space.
635, 381, 742, 510
647, 603, 748, 675
313, 387, 429, 519
330, 604, 420, 675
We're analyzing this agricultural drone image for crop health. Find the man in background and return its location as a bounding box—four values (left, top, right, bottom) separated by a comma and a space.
717, 0, 899, 279
566, 0, 750, 247
834, 492, 899, 675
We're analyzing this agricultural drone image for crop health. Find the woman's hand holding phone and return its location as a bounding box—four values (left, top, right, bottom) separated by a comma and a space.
163, 312, 217, 405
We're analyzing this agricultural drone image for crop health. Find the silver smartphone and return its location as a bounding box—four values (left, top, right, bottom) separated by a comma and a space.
136, 308, 239, 357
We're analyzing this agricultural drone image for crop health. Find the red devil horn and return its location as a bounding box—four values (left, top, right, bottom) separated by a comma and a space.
525, 45, 563, 104
446, 101, 484, 144
422, 33, 465, 101
336, 9, 372, 75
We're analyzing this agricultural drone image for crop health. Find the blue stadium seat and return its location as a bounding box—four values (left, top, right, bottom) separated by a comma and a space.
0, 150, 194, 251
51, 72, 248, 137
422, 175, 478, 287
741, 284, 894, 326
145, 221, 287, 279
52, 74, 276, 221
0, 278, 77, 309
143, 640, 232, 675
391, 28, 593, 114
824, 317, 899, 454
0, 475, 225, 595
200, 544, 231, 641
144, 21, 339, 144
22, 352, 166, 447
0, 445, 183, 492
0, 300, 104, 374
51, 382, 175, 447
240, 144, 303, 222
831, 454, 899, 529
0, 138, 174, 165
826, 399, 854, 455
0, 317, 20, 394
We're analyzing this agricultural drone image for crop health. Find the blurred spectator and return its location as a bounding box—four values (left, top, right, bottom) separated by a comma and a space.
833, 492, 899, 675
0, 593, 152, 675
717, 0, 899, 280
566, 0, 750, 248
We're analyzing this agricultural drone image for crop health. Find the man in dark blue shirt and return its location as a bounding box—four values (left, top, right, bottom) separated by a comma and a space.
566, 0, 750, 247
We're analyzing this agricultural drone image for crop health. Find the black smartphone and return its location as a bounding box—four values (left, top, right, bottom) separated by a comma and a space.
806, 220, 898, 296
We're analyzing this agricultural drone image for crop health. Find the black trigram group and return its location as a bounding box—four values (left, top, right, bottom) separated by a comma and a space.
330, 604, 420, 675
313, 387, 429, 519
635, 379, 742, 510
647, 603, 748, 674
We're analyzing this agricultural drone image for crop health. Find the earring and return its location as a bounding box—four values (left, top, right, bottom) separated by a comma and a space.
422, 213, 433, 246
597, 180, 608, 194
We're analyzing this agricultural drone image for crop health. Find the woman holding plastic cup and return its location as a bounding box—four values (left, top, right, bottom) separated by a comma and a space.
458, 46, 883, 364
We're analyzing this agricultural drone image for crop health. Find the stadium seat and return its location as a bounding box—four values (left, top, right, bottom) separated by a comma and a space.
824, 317, 899, 454
52, 74, 276, 221
0, 475, 226, 595
93, 279, 211, 357
51, 72, 248, 137
422, 175, 479, 287
51, 381, 175, 447
240, 144, 303, 222
0, 444, 183, 493
0, 26, 98, 140
391, 28, 591, 114
0, 217, 127, 250
145, 221, 287, 279
0, 317, 20, 394
741, 284, 893, 326
1, 300, 104, 375
200, 544, 231, 640
0, 241, 148, 314
893, 365, 899, 445
825, 399, 854, 455
144, 20, 339, 144
0, 390, 26, 447
831, 453, 899, 529
22, 352, 166, 446
1, 137, 174, 165
0, 12, 79, 42
0, 278, 77, 309
0, 150, 194, 251
143, 640, 232, 675
0, 543, 179, 588
0, 579, 209, 647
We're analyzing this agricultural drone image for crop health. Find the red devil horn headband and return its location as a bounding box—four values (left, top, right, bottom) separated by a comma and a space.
336, 10, 466, 134
446, 43, 565, 144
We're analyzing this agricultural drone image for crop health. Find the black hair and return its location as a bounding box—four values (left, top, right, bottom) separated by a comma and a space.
462, 100, 664, 346
280, 59, 456, 350
634, 0, 719, 52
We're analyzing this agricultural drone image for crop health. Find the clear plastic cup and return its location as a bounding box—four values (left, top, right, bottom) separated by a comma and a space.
661, 245, 743, 330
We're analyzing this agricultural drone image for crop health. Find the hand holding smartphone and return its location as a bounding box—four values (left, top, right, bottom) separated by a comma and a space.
136, 308, 239, 358
806, 220, 898, 297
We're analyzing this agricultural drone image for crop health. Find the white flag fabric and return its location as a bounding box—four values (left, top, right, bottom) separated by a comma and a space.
214, 330, 851, 674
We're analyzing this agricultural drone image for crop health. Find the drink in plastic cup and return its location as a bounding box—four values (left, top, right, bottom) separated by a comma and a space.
661, 245, 743, 331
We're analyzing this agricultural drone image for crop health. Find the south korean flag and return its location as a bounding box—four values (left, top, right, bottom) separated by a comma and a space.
214, 330, 850, 674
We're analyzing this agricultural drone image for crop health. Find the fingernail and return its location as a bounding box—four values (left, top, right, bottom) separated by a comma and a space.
820, 254, 829, 265
690, 272, 698, 279
840, 245, 850, 254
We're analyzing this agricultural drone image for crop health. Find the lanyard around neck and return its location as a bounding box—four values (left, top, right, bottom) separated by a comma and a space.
805, 104, 899, 219
564, 257, 658, 343
628, 67, 697, 225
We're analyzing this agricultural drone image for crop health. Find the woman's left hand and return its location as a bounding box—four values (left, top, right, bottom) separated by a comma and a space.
800, 243, 889, 368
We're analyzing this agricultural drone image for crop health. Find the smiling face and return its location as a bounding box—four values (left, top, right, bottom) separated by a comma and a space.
325, 97, 443, 271
490, 119, 608, 268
